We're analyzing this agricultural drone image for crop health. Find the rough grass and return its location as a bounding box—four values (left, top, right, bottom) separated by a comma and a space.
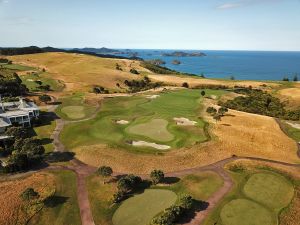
220, 199, 273, 225
127, 118, 174, 142
0, 63, 35, 71
28, 170, 81, 225
154, 171, 224, 201
20, 72, 64, 92
243, 173, 294, 212
32, 112, 56, 153
112, 189, 177, 225
279, 186, 300, 225
56, 93, 98, 121
0, 172, 55, 225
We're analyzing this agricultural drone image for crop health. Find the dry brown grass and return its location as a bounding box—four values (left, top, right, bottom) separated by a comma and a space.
9, 52, 149, 93
0, 172, 55, 225
280, 187, 300, 225
73, 108, 299, 174
148, 74, 279, 89
278, 87, 300, 108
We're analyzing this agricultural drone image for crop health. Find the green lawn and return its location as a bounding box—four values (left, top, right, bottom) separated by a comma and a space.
21, 72, 64, 92
28, 170, 81, 225
202, 168, 295, 225
56, 93, 98, 121
112, 189, 177, 225
279, 120, 300, 142
32, 111, 56, 153
220, 199, 272, 225
243, 173, 294, 212
61, 89, 226, 153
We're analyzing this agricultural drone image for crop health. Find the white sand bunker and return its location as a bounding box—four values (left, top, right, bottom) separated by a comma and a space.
286, 121, 300, 129
27, 79, 34, 82
210, 95, 217, 100
116, 120, 129, 125
174, 117, 197, 126
146, 95, 160, 99
131, 141, 170, 150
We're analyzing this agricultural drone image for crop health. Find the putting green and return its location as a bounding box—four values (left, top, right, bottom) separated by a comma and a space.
220, 199, 272, 225
61, 106, 86, 119
127, 119, 174, 142
243, 173, 294, 211
112, 189, 177, 225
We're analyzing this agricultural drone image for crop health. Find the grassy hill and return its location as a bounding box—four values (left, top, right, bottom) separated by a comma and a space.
8, 52, 151, 93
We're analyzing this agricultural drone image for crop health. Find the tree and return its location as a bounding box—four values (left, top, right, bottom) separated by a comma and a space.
5, 127, 29, 139
150, 169, 164, 184
97, 166, 113, 183
218, 107, 228, 116
282, 76, 289, 82
206, 107, 217, 115
201, 90, 206, 97
130, 68, 139, 75
230, 76, 235, 80
213, 114, 222, 122
117, 174, 142, 193
293, 74, 298, 82
20, 188, 39, 201
182, 82, 189, 88
35, 80, 42, 85
39, 94, 51, 104
178, 194, 193, 210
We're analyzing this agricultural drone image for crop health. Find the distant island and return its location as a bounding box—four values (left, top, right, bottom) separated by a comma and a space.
162, 51, 206, 57
146, 59, 166, 66
172, 60, 181, 65
72, 47, 122, 54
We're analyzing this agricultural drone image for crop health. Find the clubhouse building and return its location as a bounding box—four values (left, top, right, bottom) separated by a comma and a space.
0, 97, 40, 135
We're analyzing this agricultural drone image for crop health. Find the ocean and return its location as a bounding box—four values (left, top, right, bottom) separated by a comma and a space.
112, 50, 300, 81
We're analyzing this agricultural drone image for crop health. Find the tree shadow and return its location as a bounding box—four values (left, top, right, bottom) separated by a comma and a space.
49, 101, 62, 105
44, 195, 69, 208
179, 200, 209, 224
44, 152, 75, 163
39, 138, 53, 145
163, 176, 180, 184
221, 124, 231, 127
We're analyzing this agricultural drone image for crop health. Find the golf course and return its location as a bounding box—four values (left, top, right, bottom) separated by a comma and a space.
60, 89, 226, 153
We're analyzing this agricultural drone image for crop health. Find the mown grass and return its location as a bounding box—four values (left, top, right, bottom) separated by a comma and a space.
21, 72, 64, 92
28, 170, 81, 225
0, 63, 35, 71
61, 89, 226, 153
56, 93, 98, 121
87, 171, 223, 225
202, 167, 296, 225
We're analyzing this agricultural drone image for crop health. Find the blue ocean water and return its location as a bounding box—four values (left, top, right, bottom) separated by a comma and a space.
114, 50, 300, 81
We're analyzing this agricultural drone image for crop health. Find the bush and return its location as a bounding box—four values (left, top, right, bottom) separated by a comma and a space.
112, 191, 125, 203
117, 174, 142, 193
130, 68, 139, 75
97, 166, 113, 177
206, 107, 217, 115
182, 82, 189, 88
39, 94, 51, 104
150, 169, 164, 184
20, 188, 39, 201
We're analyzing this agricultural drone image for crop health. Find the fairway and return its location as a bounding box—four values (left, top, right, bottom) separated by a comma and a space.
61, 89, 225, 152
61, 106, 86, 119
220, 199, 273, 225
127, 118, 174, 142
243, 173, 294, 211
112, 189, 177, 225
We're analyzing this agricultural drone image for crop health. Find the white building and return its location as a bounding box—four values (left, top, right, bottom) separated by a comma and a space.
0, 97, 40, 133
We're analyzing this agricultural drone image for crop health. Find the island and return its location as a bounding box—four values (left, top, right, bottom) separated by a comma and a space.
162, 51, 206, 57
172, 60, 181, 65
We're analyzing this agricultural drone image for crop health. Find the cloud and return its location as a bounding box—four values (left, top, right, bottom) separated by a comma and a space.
216, 0, 282, 10
0, 0, 9, 3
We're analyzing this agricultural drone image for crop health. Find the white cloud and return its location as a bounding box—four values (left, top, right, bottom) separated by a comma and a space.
217, 0, 282, 10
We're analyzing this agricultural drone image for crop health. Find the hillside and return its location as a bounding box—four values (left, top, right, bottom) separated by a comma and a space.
7, 52, 279, 94
8, 52, 150, 92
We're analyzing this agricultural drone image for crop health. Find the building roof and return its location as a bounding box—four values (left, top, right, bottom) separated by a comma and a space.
1, 110, 30, 117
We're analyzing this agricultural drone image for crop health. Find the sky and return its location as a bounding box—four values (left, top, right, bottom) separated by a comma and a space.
0, 0, 300, 51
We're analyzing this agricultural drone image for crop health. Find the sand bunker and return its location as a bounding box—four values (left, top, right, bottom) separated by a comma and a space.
286, 121, 300, 129
174, 117, 197, 126
131, 141, 170, 150
116, 120, 129, 125
27, 79, 34, 82
146, 95, 160, 99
